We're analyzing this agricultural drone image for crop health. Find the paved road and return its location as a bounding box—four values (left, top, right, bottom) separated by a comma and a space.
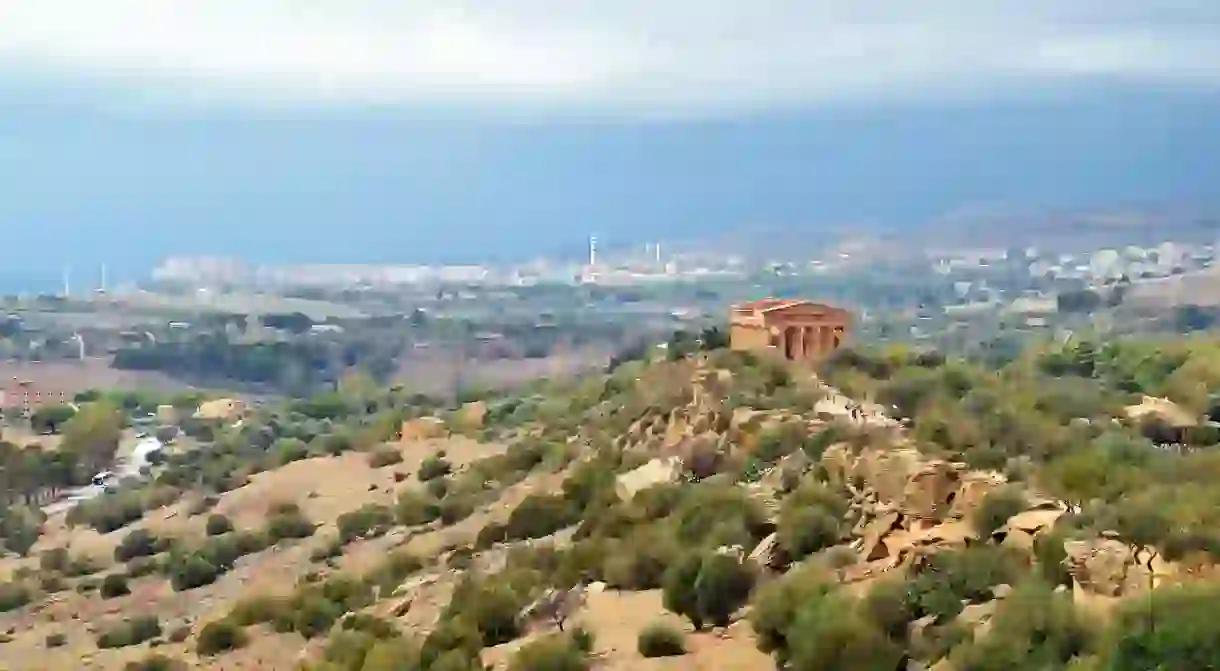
40, 437, 163, 516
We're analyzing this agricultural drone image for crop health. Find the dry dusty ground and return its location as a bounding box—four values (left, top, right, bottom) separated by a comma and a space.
393, 349, 609, 397
0, 436, 502, 670
0, 360, 195, 397
0, 431, 773, 671
484, 590, 772, 671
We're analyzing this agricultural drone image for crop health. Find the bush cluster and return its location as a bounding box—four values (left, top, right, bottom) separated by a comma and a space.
96, 615, 162, 649
637, 623, 685, 658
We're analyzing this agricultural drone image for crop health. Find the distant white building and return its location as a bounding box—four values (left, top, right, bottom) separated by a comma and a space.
1089, 249, 1122, 279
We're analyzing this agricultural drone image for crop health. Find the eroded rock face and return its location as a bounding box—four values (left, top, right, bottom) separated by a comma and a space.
901, 461, 963, 522
822, 443, 1071, 586
1063, 537, 1170, 598
401, 417, 447, 441
827, 447, 972, 523
614, 456, 683, 501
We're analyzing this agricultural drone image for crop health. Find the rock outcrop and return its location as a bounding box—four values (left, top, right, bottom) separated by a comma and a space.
401, 417, 447, 441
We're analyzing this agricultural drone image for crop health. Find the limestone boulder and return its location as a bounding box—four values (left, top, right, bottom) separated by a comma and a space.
997, 507, 1066, 552
663, 411, 690, 449
401, 417, 447, 442
857, 448, 926, 506
950, 471, 1007, 520
901, 460, 962, 522
820, 443, 855, 487
1063, 537, 1170, 598
614, 456, 682, 501
195, 398, 246, 421
748, 532, 780, 569
456, 401, 488, 429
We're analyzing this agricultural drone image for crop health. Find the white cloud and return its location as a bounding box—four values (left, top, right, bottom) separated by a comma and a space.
0, 1, 1217, 116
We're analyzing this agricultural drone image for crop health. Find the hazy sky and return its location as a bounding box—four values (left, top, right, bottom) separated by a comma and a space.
2, 1, 1218, 278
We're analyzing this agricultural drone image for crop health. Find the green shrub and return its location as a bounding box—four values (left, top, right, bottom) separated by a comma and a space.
361, 637, 426, 671
122, 654, 187, 671
205, 514, 234, 536
228, 594, 288, 627
671, 485, 769, 550
310, 538, 344, 562
340, 613, 400, 639
70, 492, 147, 533
505, 494, 580, 541
440, 496, 477, 525
750, 565, 837, 661
950, 582, 1093, 671
972, 486, 1027, 538
862, 578, 915, 641
363, 551, 425, 595
0, 507, 42, 555
337, 504, 394, 544
395, 490, 442, 526
126, 556, 160, 579
265, 508, 316, 542
196, 620, 248, 655
0, 581, 31, 612
418, 455, 453, 482
188, 495, 220, 516
637, 623, 686, 657
114, 529, 169, 562
1104, 582, 1220, 670
44, 632, 67, 648
906, 546, 1022, 622
97, 615, 162, 648
421, 619, 483, 669
443, 576, 528, 647
601, 532, 678, 590
167, 554, 221, 591
508, 633, 590, 671
662, 552, 756, 630
272, 438, 309, 466
39, 547, 69, 573
100, 573, 131, 599
778, 506, 842, 561
322, 629, 379, 669
39, 573, 67, 593
475, 521, 508, 549
368, 446, 405, 468
787, 592, 904, 671
291, 593, 347, 638
426, 476, 451, 500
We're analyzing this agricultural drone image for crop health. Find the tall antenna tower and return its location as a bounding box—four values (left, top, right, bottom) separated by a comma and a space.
99, 264, 108, 294
61, 265, 71, 298
588, 235, 598, 267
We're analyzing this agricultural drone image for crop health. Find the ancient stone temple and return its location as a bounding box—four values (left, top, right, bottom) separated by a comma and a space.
729, 299, 851, 363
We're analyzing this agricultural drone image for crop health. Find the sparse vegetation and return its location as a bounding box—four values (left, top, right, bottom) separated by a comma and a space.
100, 573, 131, 598
205, 513, 234, 536
7, 333, 1220, 670
196, 620, 248, 655
337, 503, 394, 544
367, 446, 405, 468
96, 615, 162, 648
637, 622, 686, 657
418, 455, 453, 482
